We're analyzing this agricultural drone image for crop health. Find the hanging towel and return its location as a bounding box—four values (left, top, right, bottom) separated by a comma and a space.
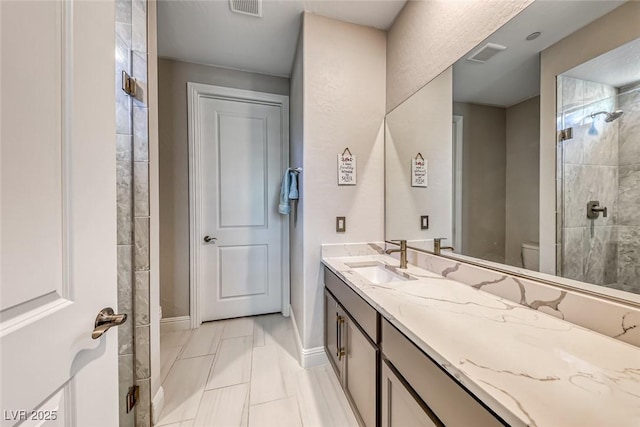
279, 169, 299, 215
279, 170, 291, 215
289, 171, 299, 201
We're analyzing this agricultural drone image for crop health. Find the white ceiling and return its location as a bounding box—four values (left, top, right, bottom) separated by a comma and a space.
453, 1, 627, 108
158, 0, 406, 77
564, 37, 640, 88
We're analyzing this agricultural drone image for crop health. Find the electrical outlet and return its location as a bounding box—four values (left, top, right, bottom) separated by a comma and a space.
336, 217, 346, 233
421, 215, 429, 230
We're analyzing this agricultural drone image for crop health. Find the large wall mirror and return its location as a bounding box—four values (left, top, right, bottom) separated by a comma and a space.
385, 1, 640, 299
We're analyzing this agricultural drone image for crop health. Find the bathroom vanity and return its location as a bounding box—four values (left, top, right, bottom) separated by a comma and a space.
322, 249, 640, 427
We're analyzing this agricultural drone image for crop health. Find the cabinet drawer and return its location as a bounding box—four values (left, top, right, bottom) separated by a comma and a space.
382, 319, 505, 427
324, 267, 378, 342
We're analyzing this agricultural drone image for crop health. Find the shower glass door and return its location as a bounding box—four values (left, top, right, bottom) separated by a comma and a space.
557, 74, 640, 294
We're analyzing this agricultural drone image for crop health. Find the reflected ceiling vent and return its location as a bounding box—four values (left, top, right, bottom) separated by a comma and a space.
466, 43, 507, 63
229, 0, 262, 18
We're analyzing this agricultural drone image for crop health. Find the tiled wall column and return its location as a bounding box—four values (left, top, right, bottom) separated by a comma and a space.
116, 0, 135, 425
132, 0, 151, 423
116, 0, 151, 426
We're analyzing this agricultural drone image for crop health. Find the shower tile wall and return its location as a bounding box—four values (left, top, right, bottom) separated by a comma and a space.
116, 1, 135, 424
560, 77, 618, 286
116, 0, 151, 426
617, 82, 640, 292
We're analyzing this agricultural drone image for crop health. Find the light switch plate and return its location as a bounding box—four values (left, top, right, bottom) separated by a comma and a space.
336, 216, 346, 233
421, 215, 429, 230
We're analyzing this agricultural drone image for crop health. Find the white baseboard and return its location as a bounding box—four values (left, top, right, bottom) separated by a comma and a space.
289, 305, 328, 368
151, 386, 165, 425
300, 345, 328, 368
160, 316, 191, 333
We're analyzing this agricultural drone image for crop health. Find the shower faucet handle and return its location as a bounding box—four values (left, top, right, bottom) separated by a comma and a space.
587, 201, 607, 219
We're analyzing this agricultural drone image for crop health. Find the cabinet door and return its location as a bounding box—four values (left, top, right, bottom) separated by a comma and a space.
344, 317, 377, 427
324, 290, 343, 377
381, 361, 442, 427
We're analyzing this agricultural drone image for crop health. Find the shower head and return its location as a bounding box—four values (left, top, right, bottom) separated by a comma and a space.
605, 110, 624, 122
591, 110, 624, 123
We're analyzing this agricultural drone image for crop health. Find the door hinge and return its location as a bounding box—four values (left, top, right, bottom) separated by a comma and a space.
558, 127, 573, 141
126, 385, 139, 413
122, 70, 136, 97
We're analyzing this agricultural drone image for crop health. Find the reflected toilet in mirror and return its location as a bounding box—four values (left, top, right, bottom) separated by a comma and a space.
521, 242, 539, 271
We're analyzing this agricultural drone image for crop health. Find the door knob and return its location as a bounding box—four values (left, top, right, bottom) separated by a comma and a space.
92, 307, 127, 339
204, 236, 217, 243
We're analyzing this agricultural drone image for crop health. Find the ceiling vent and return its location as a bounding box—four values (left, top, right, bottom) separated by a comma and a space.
466, 43, 507, 63
229, 0, 262, 18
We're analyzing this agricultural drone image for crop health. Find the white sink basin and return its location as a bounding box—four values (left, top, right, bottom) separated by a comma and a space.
347, 262, 414, 284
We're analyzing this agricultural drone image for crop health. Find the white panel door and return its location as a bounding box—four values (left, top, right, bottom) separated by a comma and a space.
1, 1, 118, 426
198, 95, 285, 321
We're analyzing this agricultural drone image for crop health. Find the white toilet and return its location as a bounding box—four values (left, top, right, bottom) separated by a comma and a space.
521, 242, 540, 271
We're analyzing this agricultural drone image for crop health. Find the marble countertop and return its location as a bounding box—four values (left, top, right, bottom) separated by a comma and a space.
322, 254, 640, 427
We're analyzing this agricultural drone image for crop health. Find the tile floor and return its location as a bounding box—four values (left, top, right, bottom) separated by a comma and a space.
157, 313, 359, 427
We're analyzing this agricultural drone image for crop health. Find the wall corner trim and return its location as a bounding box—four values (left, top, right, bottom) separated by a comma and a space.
151, 386, 165, 425
289, 305, 328, 368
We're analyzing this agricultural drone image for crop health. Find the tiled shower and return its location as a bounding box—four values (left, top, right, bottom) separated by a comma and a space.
116, 0, 151, 425
558, 76, 640, 293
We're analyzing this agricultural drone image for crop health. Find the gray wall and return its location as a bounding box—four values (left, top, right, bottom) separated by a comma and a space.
505, 96, 540, 267
453, 97, 540, 266
158, 58, 290, 318
453, 101, 506, 263
297, 14, 386, 349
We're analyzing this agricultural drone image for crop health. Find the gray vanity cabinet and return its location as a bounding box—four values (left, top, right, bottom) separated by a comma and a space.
324, 267, 505, 427
381, 319, 506, 427
381, 360, 442, 427
324, 268, 378, 427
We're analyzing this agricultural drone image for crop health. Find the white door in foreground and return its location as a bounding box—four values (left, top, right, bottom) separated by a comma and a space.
191, 86, 286, 322
1, 1, 118, 426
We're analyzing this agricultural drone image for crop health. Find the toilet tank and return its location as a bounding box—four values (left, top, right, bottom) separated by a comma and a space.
521, 242, 539, 271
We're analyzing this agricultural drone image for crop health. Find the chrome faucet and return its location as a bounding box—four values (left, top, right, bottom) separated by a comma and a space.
433, 238, 454, 255
385, 240, 408, 269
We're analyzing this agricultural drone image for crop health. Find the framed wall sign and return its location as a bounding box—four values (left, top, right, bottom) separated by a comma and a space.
338, 147, 357, 185
412, 153, 427, 187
